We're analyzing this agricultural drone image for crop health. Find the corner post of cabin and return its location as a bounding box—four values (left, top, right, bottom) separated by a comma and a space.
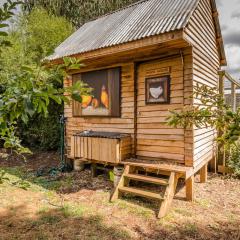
186, 175, 194, 202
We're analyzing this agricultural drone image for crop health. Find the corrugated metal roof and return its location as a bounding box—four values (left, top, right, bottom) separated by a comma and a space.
48, 0, 199, 60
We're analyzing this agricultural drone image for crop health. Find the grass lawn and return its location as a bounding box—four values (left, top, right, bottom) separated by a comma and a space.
0, 152, 240, 240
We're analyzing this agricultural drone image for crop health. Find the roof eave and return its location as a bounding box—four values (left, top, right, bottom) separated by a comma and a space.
210, 0, 227, 66
48, 29, 187, 65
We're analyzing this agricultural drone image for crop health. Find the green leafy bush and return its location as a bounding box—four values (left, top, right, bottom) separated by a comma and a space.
0, 3, 91, 153
227, 144, 240, 178
18, 101, 63, 150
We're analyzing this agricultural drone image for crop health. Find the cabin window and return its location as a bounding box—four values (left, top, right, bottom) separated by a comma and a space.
145, 75, 170, 104
72, 67, 121, 117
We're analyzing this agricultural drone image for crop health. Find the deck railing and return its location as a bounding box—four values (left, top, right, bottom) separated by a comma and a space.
218, 70, 240, 174
219, 70, 240, 111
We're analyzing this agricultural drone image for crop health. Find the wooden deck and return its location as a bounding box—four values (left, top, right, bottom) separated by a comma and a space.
122, 158, 194, 179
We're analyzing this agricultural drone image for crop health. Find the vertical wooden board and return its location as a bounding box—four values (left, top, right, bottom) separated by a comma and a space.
70, 136, 75, 158
97, 138, 101, 161
87, 137, 92, 159
100, 138, 108, 162
78, 137, 81, 158
74, 136, 77, 158
80, 137, 84, 158
116, 141, 120, 162
75, 136, 79, 158
93, 138, 100, 160
82, 137, 85, 159
91, 138, 97, 160
111, 139, 118, 163
100, 139, 105, 162
92, 138, 100, 161
84, 137, 88, 159
106, 139, 117, 163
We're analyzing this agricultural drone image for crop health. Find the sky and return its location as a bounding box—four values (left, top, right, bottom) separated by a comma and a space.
0, 0, 239, 79
216, 0, 240, 79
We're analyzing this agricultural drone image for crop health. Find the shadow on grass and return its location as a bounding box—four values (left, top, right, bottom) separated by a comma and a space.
0, 163, 114, 194
0, 159, 189, 219
148, 220, 240, 240
1, 165, 189, 218
1, 204, 240, 240
0, 204, 130, 240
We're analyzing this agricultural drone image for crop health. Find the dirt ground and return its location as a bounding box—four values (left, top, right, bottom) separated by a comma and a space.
0, 151, 240, 240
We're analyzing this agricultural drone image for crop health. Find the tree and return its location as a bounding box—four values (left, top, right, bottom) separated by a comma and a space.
0, 7, 75, 150
0, 1, 91, 154
23, 0, 139, 27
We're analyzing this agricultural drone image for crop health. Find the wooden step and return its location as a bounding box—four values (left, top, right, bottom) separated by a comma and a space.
119, 186, 164, 201
123, 159, 193, 178
125, 174, 169, 186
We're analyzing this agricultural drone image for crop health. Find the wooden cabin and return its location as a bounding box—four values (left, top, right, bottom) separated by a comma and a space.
49, 0, 226, 217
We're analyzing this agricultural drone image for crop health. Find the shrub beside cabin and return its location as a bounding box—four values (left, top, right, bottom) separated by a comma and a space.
49, 0, 226, 217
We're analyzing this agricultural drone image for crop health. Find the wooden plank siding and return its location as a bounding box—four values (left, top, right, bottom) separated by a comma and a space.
136, 48, 193, 164
184, 0, 220, 167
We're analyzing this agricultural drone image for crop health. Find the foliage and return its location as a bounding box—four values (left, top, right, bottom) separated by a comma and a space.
0, 7, 74, 78
18, 101, 63, 150
0, 6, 74, 151
21, 8, 74, 62
0, 170, 10, 184
0, 168, 31, 189
23, 0, 139, 27
168, 84, 240, 146
0, 56, 91, 153
0, 0, 22, 51
0, 1, 91, 154
227, 144, 240, 178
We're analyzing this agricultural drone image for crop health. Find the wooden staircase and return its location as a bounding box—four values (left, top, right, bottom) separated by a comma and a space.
110, 165, 182, 218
